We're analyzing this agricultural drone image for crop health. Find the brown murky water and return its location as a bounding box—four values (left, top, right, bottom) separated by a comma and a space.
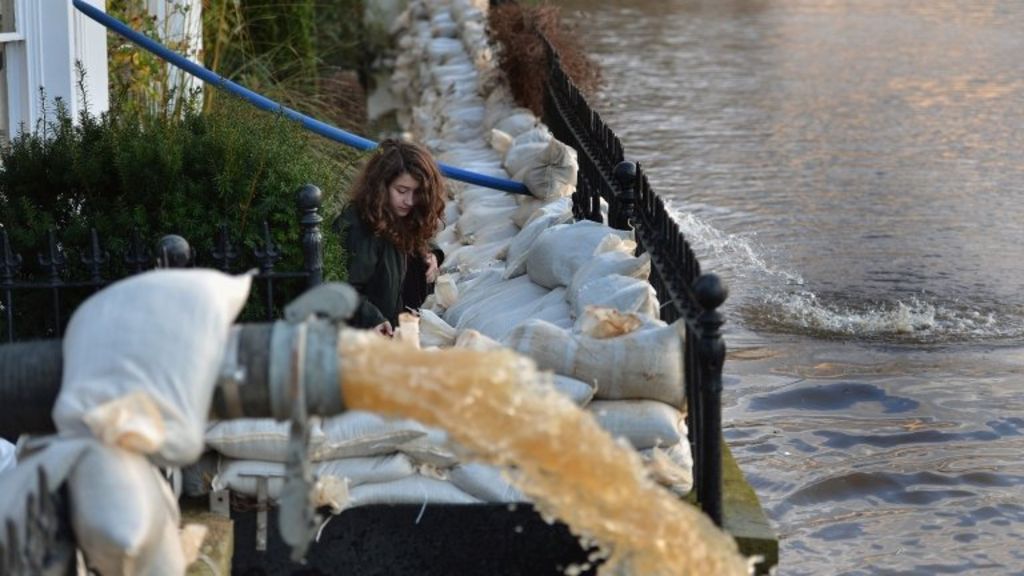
557, 1, 1024, 574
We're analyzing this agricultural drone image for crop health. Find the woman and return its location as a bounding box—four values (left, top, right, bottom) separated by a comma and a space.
335, 139, 447, 336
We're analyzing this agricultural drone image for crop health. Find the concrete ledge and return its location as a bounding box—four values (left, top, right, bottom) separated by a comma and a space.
721, 440, 778, 575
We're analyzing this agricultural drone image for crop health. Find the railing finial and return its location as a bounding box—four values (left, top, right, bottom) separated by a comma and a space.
296, 184, 324, 288
693, 273, 728, 312
612, 160, 638, 231
211, 224, 239, 272
123, 228, 150, 274
155, 234, 192, 268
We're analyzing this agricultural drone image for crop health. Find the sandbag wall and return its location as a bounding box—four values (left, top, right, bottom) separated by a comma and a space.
190, 0, 693, 515
394, 0, 695, 498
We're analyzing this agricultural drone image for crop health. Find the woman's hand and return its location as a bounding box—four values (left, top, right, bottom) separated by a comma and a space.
424, 252, 439, 284
374, 321, 394, 337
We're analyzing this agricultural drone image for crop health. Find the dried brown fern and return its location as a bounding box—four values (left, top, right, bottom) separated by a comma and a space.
488, 3, 601, 116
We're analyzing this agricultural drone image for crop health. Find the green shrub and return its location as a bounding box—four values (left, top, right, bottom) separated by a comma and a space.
0, 92, 363, 337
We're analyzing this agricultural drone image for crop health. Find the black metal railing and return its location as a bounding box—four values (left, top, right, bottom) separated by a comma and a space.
541, 38, 729, 525
0, 184, 325, 343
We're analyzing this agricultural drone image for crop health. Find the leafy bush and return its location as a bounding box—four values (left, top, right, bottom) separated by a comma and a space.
0, 92, 362, 337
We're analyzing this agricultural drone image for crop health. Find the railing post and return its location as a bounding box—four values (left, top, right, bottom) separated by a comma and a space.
693, 273, 728, 526
1, 229, 22, 342
38, 230, 67, 337
81, 228, 109, 284
124, 228, 150, 275
296, 184, 324, 288
612, 160, 637, 232
211, 224, 238, 273
254, 221, 282, 321
155, 234, 192, 269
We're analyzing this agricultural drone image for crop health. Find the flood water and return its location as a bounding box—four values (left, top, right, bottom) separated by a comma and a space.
557, 1, 1024, 574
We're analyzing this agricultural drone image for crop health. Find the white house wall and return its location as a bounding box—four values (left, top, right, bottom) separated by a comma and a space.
4, 0, 108, 138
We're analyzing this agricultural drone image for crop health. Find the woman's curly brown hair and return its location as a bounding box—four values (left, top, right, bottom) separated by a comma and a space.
349, 139, 446, 254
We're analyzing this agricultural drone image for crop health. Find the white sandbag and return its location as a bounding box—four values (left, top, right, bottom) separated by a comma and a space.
319, 454, 416, 488
211, 459, 286, 498
398, 433, 460, 469
434, 274, 460, 309
503, 141, 549, 177
463, 218, 520, 245
454, 329, 504, 351
594, 233, 637, 256
0, 438, 96, 561
448, 463, 524, 502
455, 196, 519, 242
504, 199, 574, 279
441, 268, 504, 319
511, 197, 547, 228
430, 13, 458, 37
0, 439, 14, 476
494, 109, 539, 137
205, 418, 326, 463
526, 221, 633, 289
463, 286, 572, 342
449, 275, 549, 330
483, 87, 518, 129
567, 251, 651, 306
315, 412, 427, 460
552, 374, 597, 406
441, 122, 484, 143
572, 274, 660, 320
489, 128, 513, 156
442, 103, 485, 127
442, 269, 515, 323
427, 38, 465, 64
215, 454, 416, 497
397, 312, 421, 348
458, 185, 513, 210
514, 139, 579, 200
446, 237, 510, 272
348, 475, 480, 507
419, 309, 457, 347
440, 145, 499, 165
641, 443, 694, 496
54, 269, 251, 466
576, 307, 660, 339
503, 319, 685, 407
587, 400, 686, 450
511, 126, 552, 147
397, 421, 462, 468
70, 444, 185, 576
443, 200, 461, 225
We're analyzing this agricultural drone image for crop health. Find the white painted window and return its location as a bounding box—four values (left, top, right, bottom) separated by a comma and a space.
0, 0, 109, 145
0, 0, 22, 143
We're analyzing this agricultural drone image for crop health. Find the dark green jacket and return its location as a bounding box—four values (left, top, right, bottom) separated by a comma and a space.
335, 206, 406, 329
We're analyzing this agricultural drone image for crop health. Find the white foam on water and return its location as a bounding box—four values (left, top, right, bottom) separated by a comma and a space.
666, 204, 1024, 343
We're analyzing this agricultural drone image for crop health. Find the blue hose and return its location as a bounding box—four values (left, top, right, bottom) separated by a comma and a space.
72, 0, 531, 195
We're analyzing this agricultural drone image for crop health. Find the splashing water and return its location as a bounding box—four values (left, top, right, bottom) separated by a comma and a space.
669, 204, 805, 287
337, 330, 750, 576
668, 205, 1024, 343
753, 291, 1024, 343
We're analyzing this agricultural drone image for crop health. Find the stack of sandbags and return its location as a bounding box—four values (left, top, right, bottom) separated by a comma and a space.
199, 412, 481, 508
0, 270, 254, 574
381, 0, 694, 501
